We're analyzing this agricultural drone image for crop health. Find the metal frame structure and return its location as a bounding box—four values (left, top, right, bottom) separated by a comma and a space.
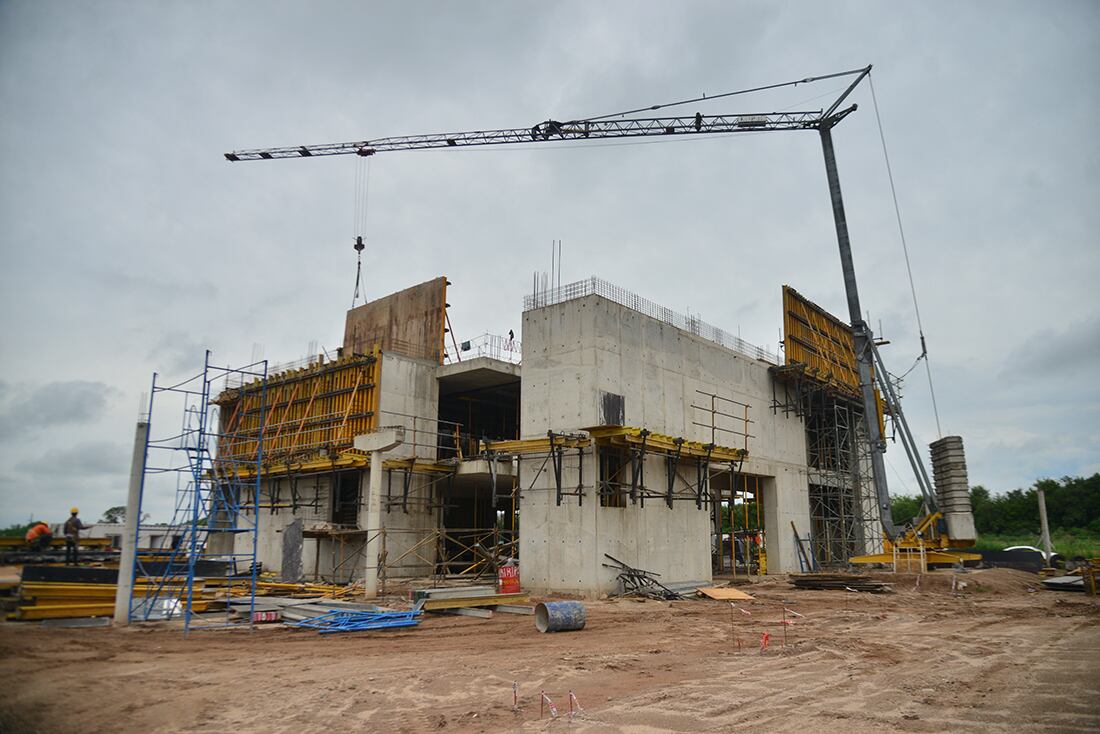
771, 365, 882, 566
128, 352, 267, 634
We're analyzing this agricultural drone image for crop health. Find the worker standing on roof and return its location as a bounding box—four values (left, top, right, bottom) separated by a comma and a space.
63, 507, 90, 566
24, 520, 53, 552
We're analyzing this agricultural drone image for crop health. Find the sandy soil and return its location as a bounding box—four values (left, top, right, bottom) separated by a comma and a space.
1, 569, 1098, 733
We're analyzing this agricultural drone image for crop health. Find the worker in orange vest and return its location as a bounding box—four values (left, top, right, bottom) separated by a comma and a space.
25, 521, 53, 552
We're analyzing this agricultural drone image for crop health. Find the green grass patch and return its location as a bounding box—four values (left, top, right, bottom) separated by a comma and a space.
974, 530, 1100, 559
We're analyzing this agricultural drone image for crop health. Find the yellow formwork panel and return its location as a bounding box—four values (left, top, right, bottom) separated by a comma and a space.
783, 285, 860, 393
215, 349, 380, 465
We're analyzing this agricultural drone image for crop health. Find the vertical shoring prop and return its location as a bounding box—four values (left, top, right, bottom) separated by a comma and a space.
629, 429, 650, 506
698, 444, 714, 510
666, 438, 684, 509
547, 432, 564, 506
488, 451, 499, 507
576, 446, 584, 506
402, 466, 413, 513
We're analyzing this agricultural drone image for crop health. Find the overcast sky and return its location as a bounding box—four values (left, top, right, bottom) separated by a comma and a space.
1, 1, 1097, 526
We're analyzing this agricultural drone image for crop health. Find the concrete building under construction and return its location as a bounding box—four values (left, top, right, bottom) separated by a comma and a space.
209, 275, 885, 596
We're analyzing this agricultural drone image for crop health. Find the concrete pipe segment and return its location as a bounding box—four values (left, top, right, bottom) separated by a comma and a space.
534, 601, 586, 633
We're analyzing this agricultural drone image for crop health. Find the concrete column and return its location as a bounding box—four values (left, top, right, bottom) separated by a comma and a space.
354, 428, 405, 599
761, 469, 811, 574
363, 452, 384, 597
113, 420, 149, 625
1037, 486, 1053, 566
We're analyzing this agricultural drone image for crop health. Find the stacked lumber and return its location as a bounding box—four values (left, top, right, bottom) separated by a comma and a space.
789, 574, 892, 593
12, 581, 220, 620
9, 566, 357, 622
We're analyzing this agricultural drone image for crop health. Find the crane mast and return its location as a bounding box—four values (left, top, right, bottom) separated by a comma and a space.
224, 64, 933, 542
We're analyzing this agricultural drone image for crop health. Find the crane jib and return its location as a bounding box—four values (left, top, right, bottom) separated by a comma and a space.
223, 110, 829, 161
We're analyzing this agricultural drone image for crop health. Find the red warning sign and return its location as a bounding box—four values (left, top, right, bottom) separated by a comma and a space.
498, 564, 520, 594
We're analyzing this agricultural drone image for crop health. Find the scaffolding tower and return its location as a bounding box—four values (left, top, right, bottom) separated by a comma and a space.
772, 366, 883, 566
126, 352, 267, 634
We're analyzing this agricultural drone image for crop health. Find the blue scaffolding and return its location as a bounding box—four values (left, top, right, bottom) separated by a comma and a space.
126, 351, 268, 634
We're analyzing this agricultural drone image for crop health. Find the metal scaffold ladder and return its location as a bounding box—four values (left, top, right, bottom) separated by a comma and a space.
126, 351, 268, 634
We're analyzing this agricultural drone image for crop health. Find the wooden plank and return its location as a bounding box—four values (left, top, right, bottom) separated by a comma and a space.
696, 587, 754, 601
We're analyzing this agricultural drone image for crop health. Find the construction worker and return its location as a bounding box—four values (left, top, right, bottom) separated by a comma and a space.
24, 520, 53, 552
63, 507, 90, 566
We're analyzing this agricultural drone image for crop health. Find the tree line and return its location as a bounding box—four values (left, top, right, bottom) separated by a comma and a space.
891, 474, 1100, 535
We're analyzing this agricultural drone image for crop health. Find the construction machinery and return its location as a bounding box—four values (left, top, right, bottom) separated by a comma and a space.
224, 65, 978, 566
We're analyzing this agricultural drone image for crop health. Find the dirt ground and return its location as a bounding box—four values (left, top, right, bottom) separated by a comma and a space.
1, 569, 1098, 734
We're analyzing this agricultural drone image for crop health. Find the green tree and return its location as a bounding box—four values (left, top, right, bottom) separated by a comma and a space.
890, 494, 923, 526
1, 522, 33, 538
100, 506, 126, 524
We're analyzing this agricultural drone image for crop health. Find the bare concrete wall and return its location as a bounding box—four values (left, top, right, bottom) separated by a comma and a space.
520, 294, 810, 592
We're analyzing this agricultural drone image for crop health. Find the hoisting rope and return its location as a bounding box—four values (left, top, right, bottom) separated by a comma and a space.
351, 156, 372, 307
868, 71, 943, 439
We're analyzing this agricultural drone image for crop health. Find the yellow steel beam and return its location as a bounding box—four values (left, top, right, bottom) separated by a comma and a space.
20, 582, 203, 599
483, 434, 590, 455
225, 451, 454, 478
0, 537, 112, 548
849, 550, 982, 565
14, 600, 214, 620
586, 426, 747, 462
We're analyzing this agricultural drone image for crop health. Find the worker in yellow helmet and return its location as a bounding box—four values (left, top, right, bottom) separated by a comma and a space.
63, 507, 90, 566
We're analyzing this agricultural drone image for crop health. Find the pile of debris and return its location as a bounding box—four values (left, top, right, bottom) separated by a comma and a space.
789, 573, 893, 593
287, 609, 422, 633
603, 554, 690, 600
1042, 559, 1100, 595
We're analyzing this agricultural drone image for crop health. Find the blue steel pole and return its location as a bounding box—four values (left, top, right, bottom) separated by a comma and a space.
184, 351, 213, 636
248, 359, 268, 628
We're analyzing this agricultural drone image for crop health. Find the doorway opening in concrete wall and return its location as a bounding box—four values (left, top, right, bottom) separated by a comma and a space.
332, 471, 361, 527
713, 473, 767, 576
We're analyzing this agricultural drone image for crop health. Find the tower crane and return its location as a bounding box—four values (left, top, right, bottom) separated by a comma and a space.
225, 65, 978, 562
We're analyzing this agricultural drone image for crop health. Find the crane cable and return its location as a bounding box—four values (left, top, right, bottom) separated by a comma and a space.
868, 71, 943, 439
351, 156, 371, 307
580, 66, 870, 121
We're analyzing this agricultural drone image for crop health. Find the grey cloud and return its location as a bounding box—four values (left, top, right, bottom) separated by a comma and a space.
0, 381, 116, 438
1000, 318, 1100, 383
15, 440, 129, 478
